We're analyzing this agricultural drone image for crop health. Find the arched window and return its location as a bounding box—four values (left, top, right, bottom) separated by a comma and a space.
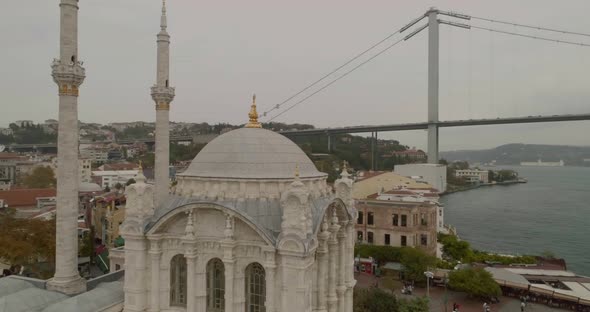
207, 258, 225, 312
245, 263, 266, 312
170, 254, 187, 307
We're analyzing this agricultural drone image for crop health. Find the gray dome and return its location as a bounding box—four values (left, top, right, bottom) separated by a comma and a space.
80, 182, 102, 193
180, 128, 326, 179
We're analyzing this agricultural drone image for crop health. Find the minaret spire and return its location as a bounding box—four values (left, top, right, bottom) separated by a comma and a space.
151, 0, 175, 206
160, 0, 167, 31
47, 0, 87, 295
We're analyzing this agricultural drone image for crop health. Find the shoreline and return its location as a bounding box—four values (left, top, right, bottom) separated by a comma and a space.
442, 179, 525, 196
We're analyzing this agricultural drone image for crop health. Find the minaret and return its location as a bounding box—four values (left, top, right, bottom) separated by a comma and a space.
151, 0, 175, 206
46, 0, 86, 295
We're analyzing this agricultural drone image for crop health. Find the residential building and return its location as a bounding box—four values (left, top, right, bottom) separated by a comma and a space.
0, 128, 13, 135
92, 192, 126, 248
394, 163, 447, 192
353, 171, 444, 255
80, 158, 92, 183
356, 194, 438, 255
455, 169, 489, 183
390, 147, 427, 162
80, 145, 109, 163
97, 162, 139, 171
91, 170, 139, 188
0, 188, 56, 218
353, 171, 434, 199
0, 153, 22, 189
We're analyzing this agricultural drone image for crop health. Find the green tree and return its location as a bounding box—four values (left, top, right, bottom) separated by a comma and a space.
399, 297, 429, 312
353, 288, 398, 312
439, 234, 472, 261
114, 182, 123, 191
126, 178, 136, 186
22, 166, 56, 188
399, 247, 437, 283
448, 268, 501, 299
0, 210, 56, 278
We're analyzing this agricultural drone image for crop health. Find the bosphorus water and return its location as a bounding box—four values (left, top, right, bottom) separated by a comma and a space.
441, 166, 590, 276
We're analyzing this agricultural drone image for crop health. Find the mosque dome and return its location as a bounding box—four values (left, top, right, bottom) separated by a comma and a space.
79, 182, 102, 193
179, 127, 326, 180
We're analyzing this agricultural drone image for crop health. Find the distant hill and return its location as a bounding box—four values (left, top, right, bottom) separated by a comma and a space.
441, 144, 590, 166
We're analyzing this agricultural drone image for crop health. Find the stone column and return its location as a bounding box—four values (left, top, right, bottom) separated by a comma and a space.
327, 211, 341, 312
122, 234, 149, 312
234, 266, 246, 312
223, 259, 235, 311
345, 222, 356, 312
185, 253, 197, 312
265, 264, 277, 312
221, 237, 236, 312
337, 225, 348, 310
195, 256, 207, 311
148, 238, 162, 312
317, 221, 330, 312
46, 0, 86, 295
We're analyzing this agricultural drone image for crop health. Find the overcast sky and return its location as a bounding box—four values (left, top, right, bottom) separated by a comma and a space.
1, 0, 589, 150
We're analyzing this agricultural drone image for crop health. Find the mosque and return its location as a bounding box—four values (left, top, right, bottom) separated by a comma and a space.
0, 1, 356, 311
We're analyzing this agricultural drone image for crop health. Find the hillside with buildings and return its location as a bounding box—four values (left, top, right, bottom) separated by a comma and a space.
441, 143, 590, 166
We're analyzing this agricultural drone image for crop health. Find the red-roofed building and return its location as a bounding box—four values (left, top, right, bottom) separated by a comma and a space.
0, 188, 56, 218
389, 148, 427, 162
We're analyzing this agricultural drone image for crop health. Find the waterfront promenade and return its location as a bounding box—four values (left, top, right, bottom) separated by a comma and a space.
355, 273, 561, 312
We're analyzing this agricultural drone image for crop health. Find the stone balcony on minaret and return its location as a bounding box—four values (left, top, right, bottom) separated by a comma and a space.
51, 59, 85, 96
151, 85, 175, 110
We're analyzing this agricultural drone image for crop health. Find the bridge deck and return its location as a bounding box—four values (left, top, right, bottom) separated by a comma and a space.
279, 114, 590, 136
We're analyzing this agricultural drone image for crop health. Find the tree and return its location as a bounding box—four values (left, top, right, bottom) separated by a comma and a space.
439, 234, 472, 261
353, 288, 398, 312
22, 166, 56, 188
398, 297, 429, 312
126, 178, 136, 186
399, 247, 437, 283
0, 209, 56, 278
448, 268, 501, 299
114, 182, 123, 191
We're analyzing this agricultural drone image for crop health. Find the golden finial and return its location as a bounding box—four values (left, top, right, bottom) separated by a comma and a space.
245, 94, 262, 128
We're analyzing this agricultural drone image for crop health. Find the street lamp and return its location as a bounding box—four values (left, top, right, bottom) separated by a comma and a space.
424, 271, 434, 298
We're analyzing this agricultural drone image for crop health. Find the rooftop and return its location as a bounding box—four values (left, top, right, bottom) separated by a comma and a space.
0, 188, 56, 207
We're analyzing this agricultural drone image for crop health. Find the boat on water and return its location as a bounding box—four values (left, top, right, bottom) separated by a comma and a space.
520, 159, 564, 167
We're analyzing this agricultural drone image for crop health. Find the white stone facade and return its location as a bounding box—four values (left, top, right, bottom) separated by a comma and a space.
455, 169, 489, 183
120, 128, 356, 312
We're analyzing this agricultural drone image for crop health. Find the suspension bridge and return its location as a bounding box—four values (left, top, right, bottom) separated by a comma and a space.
257, 7, 590, 165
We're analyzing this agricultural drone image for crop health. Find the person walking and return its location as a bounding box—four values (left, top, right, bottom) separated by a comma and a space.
521, 300, 526, 312
483, 302, 490, 312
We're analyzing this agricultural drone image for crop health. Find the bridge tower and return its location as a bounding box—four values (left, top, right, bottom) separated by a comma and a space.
151, 0, 175, 206
47, 0, 86, 295
427, 7, 439, 164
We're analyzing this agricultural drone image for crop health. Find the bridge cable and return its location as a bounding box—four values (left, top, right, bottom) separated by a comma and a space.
259, 28, 403, 119
469, 25, 590, 47
470, 15, 590, 38
259, 13, 429, 120
268, 37, 406, 121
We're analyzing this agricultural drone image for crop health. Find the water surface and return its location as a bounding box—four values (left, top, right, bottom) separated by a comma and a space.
441, 166, 590, 276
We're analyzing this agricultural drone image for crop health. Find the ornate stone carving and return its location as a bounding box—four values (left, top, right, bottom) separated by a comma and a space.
124, 168, 155, 225
151, 85, 175, 110
279, 167, 312, 241
51, 59, 85, 97
224, 213, 235, 239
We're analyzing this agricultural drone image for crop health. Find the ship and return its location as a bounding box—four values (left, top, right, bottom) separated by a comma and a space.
520, 159, 564, 167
